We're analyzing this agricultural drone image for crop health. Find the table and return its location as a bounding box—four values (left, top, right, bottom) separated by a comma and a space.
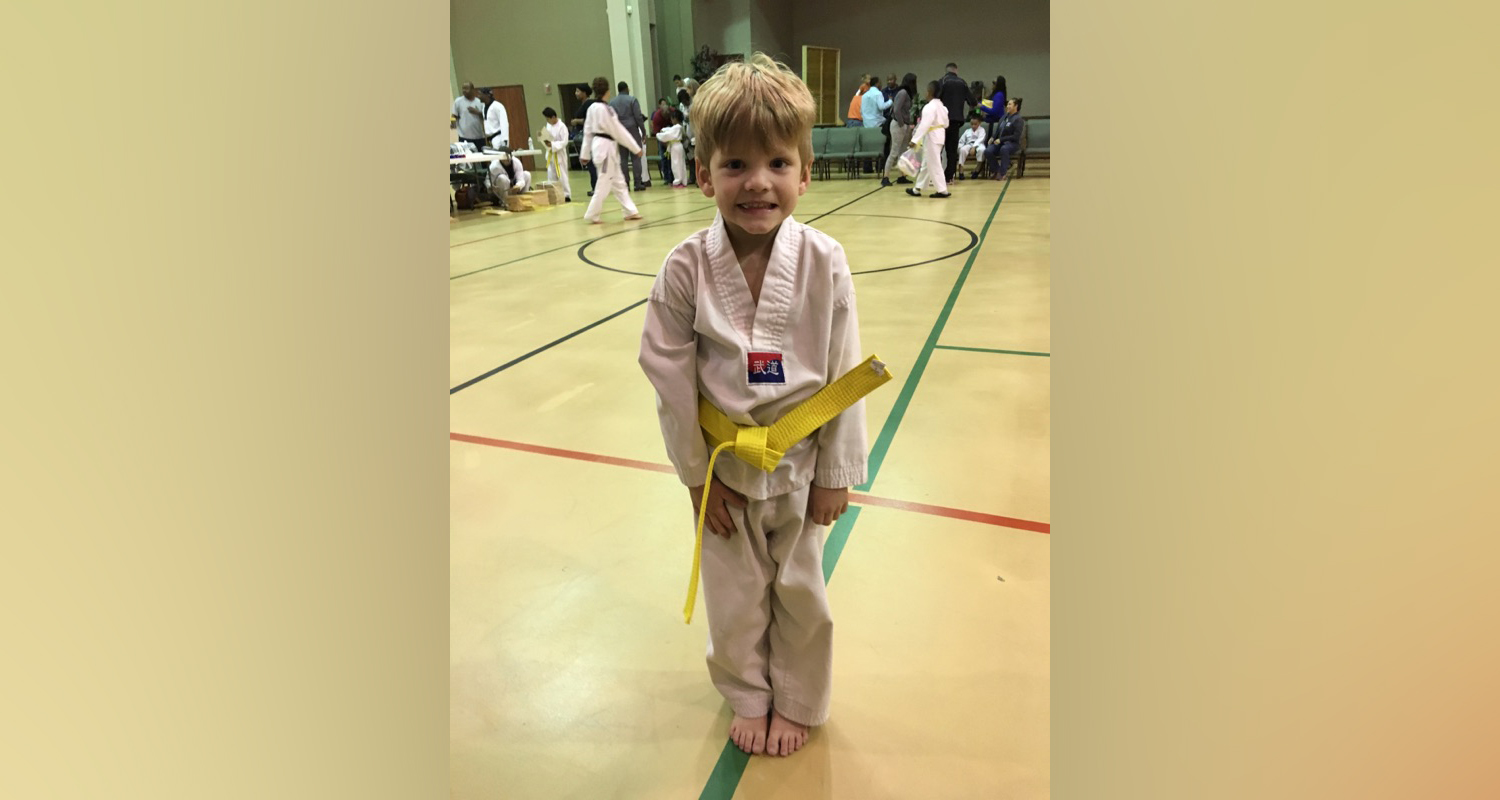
447, 149, 544, 165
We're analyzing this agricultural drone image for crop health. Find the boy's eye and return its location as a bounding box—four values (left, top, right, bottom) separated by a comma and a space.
771, 159, 790, 168
724, 160, 743, 169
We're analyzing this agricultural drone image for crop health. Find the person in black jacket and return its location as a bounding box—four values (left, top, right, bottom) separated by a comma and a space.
936, 63, 976, 183
984, 97, 1025, 180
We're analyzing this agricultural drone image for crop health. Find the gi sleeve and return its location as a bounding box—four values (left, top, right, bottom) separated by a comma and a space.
639, 251, 710, 487
814, 248, 869, 489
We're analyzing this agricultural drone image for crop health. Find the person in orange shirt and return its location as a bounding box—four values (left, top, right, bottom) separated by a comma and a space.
845, 75, 870, 127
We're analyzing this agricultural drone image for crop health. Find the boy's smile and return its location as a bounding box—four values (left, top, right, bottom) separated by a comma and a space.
697, 140, 810, 242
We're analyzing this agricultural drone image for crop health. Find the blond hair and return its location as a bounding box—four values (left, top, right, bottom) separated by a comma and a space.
690, 52, 817, 168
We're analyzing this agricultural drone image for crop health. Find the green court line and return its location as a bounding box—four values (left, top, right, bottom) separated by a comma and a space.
820, 506, 862, 584
699, 746, 752, 800
856, 179, 1012, 492
695, 180, 1014, 799
932, 344, 1050, 357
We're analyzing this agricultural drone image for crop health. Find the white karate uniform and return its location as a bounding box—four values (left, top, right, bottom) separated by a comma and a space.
911, 99, 949, 194
509, 155, 531, 193
486, 158, 511, 198
956, 124, 987, 170
638, 214, 869, 726
484, 101, 510, 149
543, 119, 572, 199
581, 101, 642, 222
656, 124, 688, 186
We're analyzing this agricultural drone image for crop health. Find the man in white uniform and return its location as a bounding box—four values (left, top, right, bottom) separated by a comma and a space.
579, 76, 643, 224
639, 53, 869, 760
481, 87, 510, 149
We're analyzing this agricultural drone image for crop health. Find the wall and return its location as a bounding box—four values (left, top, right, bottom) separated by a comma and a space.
692, 0, 751, 68
452, 0, 1051, 147
451, 0, 614, 148
792, 0, 1050, 116
656, 0, 694, 102
749, 0, 794, 65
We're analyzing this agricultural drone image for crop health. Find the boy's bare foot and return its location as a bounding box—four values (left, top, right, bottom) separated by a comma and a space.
765, 709, 808, 756
729, 713, 768, 755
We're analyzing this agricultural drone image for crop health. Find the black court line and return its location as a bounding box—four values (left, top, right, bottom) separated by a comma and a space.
449, 299, 648, 394
449, 204, 716, 281
453, 186, 890, 391
570, 184, 888, 277
575, 213, 977, 277
449, 192, 684, 249
803, 183, 888, 223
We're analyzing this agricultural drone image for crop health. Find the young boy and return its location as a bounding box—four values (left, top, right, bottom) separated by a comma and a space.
639, 53, 871, 758
651, 98, 675, 185
580, 76, 644, 224
955, 114, 988, 180
654, 109, 688, 188
539, 107, 572, 202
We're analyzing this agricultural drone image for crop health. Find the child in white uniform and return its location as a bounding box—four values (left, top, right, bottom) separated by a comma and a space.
580, 75, 644, 224
955, 116, 987, 179
541, 107, 572, 202
639, 52, 870, 759
907, 81, 951, 198
655, 109, 688, 188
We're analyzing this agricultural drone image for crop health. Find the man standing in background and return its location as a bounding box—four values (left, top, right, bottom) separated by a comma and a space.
571, 84, 599, 196
481, 87, 509, 149
609, 81, 650, 191
451, 82, 486, 151
882, 74, 898, 101
937, 63, 975, 184
846, 75, 869, 127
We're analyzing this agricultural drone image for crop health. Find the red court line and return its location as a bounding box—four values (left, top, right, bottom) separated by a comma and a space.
846, 492, 1050, 534
450, 432, 676, 474
451, 432, 1050, 534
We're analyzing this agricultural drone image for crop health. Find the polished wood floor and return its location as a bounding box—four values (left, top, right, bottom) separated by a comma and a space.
451, 166, 1050, 799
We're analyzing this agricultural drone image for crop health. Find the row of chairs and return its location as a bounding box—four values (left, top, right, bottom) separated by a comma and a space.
810, 127, 885, 181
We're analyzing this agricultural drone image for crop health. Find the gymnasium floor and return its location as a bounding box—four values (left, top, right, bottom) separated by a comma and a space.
450, 163, 1050, 799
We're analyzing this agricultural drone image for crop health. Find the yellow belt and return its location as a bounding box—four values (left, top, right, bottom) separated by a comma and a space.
545, 145, 562, 174
683, 354, 894, 623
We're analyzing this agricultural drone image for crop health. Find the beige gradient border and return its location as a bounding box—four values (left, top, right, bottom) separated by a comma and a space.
1053, 0, 1500, 797
6, 0, 1499, 797
4, 1, 448, 797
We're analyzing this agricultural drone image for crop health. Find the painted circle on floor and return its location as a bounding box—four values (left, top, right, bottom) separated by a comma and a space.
576, 214, 979, 277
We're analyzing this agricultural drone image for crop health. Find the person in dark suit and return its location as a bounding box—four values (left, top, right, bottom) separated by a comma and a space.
984, 97, 1025, 180
936, 63, 976, 184
608, 81, 651, 190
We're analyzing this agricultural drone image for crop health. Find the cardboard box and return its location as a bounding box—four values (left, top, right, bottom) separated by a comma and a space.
541, 183, 565, 204
526, 188, 553, 207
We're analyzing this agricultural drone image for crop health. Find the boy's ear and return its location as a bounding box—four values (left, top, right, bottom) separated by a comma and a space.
696, 160, 714, 197
797, 161, 811, 196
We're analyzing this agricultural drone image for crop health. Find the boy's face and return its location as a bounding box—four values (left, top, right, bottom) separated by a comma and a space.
545, 114, 557, 124
970, 119, 981, 129
697, 136, 810, 239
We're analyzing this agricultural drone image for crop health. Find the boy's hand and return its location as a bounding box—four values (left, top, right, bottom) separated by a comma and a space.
690, 477, 747, 539
808, 484, 849, 526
